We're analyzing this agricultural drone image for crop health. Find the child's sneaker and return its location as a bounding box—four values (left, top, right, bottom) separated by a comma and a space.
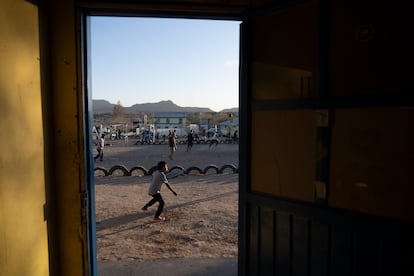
141, 207, 148, 211
154, 216, 165, 221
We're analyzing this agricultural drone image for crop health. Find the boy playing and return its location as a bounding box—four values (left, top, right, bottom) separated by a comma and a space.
94, 134, 105, 161
141, 161, 177, 221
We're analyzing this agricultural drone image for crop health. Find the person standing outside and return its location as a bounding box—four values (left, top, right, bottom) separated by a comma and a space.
94, 134, 105, 161
209, 131, 219, 148
141, 161, 178, 221
232, 130, 238, 144
187, 130, 194, 152
168, 129, 177, 160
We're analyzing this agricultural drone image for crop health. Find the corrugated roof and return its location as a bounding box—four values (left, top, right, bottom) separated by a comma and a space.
154, 113, 187, 118
219, 118, 239, 126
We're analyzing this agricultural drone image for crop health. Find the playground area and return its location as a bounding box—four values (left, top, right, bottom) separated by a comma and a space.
94, 140, 239, 262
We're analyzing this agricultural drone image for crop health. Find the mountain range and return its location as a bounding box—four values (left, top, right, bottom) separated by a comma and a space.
92, 99, 238, 114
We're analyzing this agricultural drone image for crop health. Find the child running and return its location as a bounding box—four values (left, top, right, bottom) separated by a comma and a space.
141, 161, 178, 221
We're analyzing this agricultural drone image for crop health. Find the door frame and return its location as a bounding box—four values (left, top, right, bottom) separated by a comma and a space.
77, 5, 247, 275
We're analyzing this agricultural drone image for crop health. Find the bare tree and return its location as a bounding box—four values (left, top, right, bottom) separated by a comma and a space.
111, 101, 126, 123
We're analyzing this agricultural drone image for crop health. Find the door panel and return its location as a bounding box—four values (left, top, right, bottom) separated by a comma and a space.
241, 0, 414, 275
251, 1, 319, 100
329, 107, 414, 221
251, 110, 316, 202
241, 2, 322, 275
330, 0, 413, 96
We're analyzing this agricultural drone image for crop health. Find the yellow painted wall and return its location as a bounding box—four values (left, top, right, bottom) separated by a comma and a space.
0, 1, 49, 275
43, 0, 89, 275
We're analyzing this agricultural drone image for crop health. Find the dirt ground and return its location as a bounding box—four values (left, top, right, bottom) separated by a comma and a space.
94, 139, 239, 261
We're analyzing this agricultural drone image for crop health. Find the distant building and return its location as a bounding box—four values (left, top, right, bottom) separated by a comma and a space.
153, 113, 187, 129
199, 118, 212, 133
218, 117, 239, 135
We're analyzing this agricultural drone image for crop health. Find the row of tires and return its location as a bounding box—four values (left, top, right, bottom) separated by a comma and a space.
135, 139, 238, 145
94, 164, 239, 177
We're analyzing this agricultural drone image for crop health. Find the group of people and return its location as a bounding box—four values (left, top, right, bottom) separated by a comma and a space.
167, 129, 196, 160
94, 129, 238, 164
92, 129, 236, 222
94, 129, 231, 162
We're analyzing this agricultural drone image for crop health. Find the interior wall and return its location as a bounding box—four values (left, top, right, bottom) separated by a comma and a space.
0, 0, 49, 275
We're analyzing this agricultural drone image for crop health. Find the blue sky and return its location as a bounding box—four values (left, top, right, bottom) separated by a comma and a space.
90, 17, 240, 112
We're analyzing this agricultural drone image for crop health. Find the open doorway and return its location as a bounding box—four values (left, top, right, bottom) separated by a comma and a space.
87, 16, 240, 274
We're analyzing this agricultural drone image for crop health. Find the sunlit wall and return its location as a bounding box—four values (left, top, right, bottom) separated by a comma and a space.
0, 0, 49, 275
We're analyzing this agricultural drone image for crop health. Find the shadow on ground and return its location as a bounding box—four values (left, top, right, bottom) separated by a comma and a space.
98, 258, 237, 276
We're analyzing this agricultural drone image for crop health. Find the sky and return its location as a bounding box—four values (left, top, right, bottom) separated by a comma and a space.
90, 16, 241, 112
